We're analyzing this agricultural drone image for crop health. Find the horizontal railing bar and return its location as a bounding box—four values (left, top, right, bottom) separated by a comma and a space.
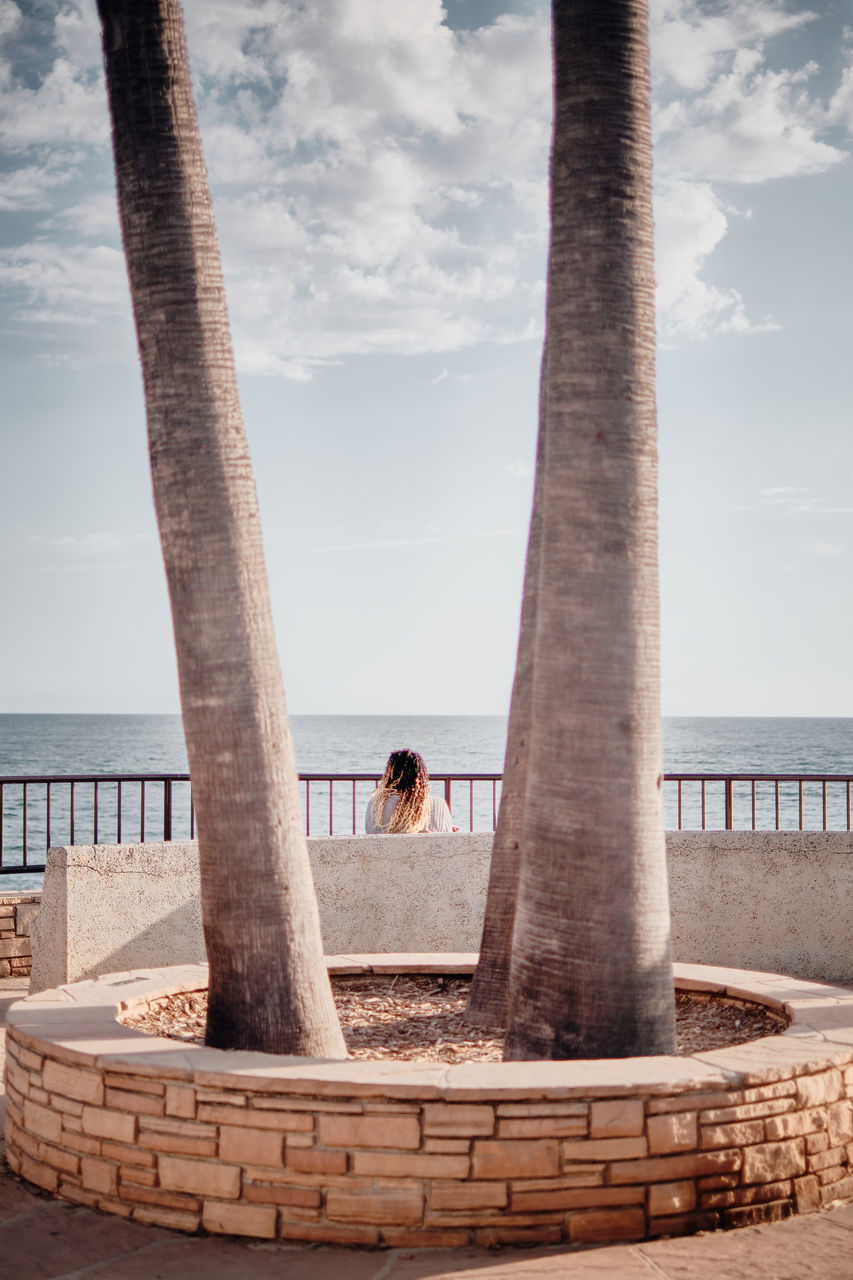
1, 772, 852, 874
0, 774, 192, 785
5, 771, 853, 785
662, 773, 853, 782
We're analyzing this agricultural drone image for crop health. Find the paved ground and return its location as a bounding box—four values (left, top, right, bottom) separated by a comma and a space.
2, 975, 853, 1279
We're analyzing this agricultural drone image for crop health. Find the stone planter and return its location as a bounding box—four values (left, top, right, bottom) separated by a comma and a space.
5, 958, 853, 1247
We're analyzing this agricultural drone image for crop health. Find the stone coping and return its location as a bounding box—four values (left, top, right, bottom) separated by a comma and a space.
8, 958, 853, 1098
5, 958, 853, 1246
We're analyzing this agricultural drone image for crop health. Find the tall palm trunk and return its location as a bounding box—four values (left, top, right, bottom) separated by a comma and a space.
465, 372, 545, 1028
96, 0, 345, 1057
501, 0, 676, 1060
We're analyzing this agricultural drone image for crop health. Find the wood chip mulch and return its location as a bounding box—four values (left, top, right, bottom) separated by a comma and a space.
121, 976, 788, 1061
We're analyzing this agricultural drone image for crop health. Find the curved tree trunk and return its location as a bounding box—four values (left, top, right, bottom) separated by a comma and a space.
97, 0, 345, 1057
465, 370, 546, 1028
504, 0, 675, 1060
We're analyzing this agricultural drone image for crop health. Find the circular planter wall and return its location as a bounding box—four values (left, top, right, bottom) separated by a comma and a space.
4, 957, 853, 1247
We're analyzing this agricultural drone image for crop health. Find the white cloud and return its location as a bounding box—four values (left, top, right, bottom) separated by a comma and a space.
651, 0, 817, 92
0, 159, 75, 211
1, 0, 852, 369
0, 242, 129, 325
506, 460, 531, 479
650, 2, 851, 341
0, 57, 106, 149
655, 50, 845, 184
655, 179, 780, 340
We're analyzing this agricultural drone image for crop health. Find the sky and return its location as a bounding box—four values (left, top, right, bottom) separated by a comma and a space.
1, 0, 852, 718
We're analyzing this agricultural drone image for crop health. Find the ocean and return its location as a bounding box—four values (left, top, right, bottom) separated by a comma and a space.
1, 714, 852, 891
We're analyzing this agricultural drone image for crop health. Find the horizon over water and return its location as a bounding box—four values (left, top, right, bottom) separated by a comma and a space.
2, 712, 853, 776
2, 714, 852, 892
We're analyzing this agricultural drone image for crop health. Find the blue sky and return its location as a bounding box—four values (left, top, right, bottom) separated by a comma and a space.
1, 0, 852, 717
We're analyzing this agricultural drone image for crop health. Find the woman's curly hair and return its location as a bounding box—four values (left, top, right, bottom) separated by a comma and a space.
369, 749, 431, 834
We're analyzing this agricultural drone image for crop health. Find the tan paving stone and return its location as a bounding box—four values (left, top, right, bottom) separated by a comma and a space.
513, 1185, 645, 1213
472, 1138, 560, 1180
648, 1111, 698, 1153
104, 1086, 165, 1116
701, 1118, 765, 1148
809, 1145, 846, 1172
129, 1205, 201, 1233
797, 1071, 845, 1108
43, 1060, 106, 1104
81, 1104, 136, 1144
285, 1145, 348, 1175
23, 1098, 61, 1143
589, 1099, 645, 1137
742, 1137, 805, 1184
611, 1148, 742, 1184
165, 1084, 197, 1117
318, 1111, 420, 1148
100, 1138, 156, 1167
648, 1179, 697, 1216
103, 1071, 166, 1095
429, 1180, 508, 1210
326, 1183, 424, 1225
243, 1180, 321, 1208
568, 1207, 646, 1244
138, 1130, 217, 1158
563, 1136, 648, 1162
423, 1103, 494, 1136
765, 1108, 826, 1140
218, 1123, 285, 1167
159, 1154, 241, 1199
352, 1150, 470, 1178
202, 1199, 276, 1238
498, 1115, 586, 1139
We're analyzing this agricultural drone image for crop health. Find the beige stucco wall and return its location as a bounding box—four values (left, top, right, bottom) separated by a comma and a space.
667, 830, 853, 983
28, 829, 853, 993
29, 834, 493, 992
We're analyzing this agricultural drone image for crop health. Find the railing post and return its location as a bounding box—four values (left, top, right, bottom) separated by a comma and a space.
724, 778, 733, 830
444, 778, 452, 811
163, 779, 172, 841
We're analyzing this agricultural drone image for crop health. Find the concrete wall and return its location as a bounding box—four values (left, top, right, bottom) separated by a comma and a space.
28, 829, 853, 992
667, 830, 853, 983
29, 834, 492, 992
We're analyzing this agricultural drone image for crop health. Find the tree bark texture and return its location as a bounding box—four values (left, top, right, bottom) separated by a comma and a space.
97, 0, 345, 1057
504, 0, 676, 1060
465, 370, 546, 1028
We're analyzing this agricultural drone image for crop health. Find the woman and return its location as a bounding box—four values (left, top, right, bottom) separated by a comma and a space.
365, 749, 454, 834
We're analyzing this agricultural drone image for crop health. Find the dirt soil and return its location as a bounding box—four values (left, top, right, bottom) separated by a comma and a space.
121, 976, 788, 1062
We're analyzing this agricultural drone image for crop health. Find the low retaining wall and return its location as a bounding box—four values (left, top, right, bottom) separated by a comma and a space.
28, 831, 853, 993
29, 836, 493, 992
5, 960, 853, 1245
0, 893, 40, 977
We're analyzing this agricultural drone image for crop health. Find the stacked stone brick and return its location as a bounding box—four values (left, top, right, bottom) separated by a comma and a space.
0, 893, 39, 977
5, 966, 853, 1247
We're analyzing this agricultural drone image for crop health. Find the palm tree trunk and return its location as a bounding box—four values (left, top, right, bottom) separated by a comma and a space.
96, 0, 345, 1057
503, 0, 676, 1060
465, 371, 545, 1028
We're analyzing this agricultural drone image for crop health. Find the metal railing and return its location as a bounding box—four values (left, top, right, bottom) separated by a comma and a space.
1, 770, 851, 876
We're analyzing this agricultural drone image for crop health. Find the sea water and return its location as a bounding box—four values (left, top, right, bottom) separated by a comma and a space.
1, 714, 852, 891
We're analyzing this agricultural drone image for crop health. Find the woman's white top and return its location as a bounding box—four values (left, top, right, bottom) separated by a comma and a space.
364, 791, 454, 834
